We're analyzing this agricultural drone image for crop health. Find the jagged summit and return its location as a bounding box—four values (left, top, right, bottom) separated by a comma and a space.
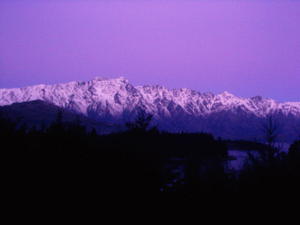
220, 91, 235, 97
91, 76, 128, 83
0, 76, 300, 118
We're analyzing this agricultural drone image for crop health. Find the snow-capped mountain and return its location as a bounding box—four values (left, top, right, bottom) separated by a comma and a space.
1, 77, 300, 140
1, 76, 299, 117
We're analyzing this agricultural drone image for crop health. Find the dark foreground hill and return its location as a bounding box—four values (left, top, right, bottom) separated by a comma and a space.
0, 100, 118, 133
1, 110, 300, 207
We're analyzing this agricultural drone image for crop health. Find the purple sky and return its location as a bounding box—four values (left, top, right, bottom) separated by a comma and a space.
0, 0, 300, 102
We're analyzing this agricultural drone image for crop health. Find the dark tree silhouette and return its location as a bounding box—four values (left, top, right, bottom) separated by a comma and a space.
262, 115, 281, 148
289, 140, 300, 160
249, 115, 283, 165
3, 109, 300, 205
126, 110, 155, 133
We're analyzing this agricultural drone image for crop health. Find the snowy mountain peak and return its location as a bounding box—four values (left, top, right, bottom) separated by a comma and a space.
0, 77, 300, 120
220, 91, 235, 97
91, 76, 128, 84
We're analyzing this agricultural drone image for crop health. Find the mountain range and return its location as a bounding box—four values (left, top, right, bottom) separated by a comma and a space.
1, 77, 299, 141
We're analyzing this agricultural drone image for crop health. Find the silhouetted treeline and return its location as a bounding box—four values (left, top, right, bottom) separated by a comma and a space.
234, 140, 300, 201
226, 140, 272, 151
1, 112, 300, 204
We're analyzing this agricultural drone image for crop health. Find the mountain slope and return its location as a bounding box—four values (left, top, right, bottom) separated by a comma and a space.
0, 100, 117, 133
0, 77, 299, 141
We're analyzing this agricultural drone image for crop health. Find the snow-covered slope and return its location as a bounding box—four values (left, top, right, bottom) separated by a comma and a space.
1, 76, 299, 118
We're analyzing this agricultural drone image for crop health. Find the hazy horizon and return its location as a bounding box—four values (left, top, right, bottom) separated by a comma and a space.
1, 0, 300, 102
